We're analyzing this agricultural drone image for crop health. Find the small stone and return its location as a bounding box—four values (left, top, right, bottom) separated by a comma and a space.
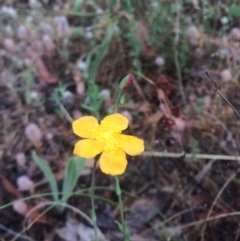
17, 175, 34, 191
42, 34, 55, 52
15, 153, 26, 167
121, 110, 133, 124
76, 82, 85, 96
77, 60, 87, 71
30, 91, 38, 100
100, 89, 111, 103
25, 123, 42, 142
29, 0, 41, 8
46, 132, 53, 140
221, 16, 229, 24
230, 28, 240, 41
17, 25, 28, 40
85, 27, 94, 40
195, 47, 204, 58
24, 58, 32, 67
151, 1, 159, 8
1, 6, 17, 18
186, 25, 201, 45
54, 16, 70, 38
40, 22, 54, 36
220, 69, 232, 82
13, 200, 27, 214
4, 38, 17, 52
155, 56, 165, 66
203, 95, 211, 109
73, 110, 82, 120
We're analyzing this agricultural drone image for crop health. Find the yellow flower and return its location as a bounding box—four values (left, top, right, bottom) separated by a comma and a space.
72, 113, 144, 175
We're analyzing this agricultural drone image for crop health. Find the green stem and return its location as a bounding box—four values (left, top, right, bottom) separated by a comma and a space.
114, 176, 126, 238
59, 102, 74, 123
91, 159, 98, 241
115, 90, 123, 113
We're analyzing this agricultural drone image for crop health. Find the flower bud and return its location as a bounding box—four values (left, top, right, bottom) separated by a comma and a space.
119, 74, 134, 90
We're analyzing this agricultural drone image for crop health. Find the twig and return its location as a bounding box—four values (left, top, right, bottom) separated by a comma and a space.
203, 72, 240, 118
165, 211, 240, 230
142, 151, 240, 162
139, 208, 192, 236
141, 210, 240, 237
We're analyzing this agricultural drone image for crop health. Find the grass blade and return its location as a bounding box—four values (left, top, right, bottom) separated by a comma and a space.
31, 151, 59, 201
62, 156, 86, 203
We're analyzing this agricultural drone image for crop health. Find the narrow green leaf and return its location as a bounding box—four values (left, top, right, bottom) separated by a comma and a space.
62, 156, 86, 203
91, 209, 97, 222
89, 23, 116, 83
115, 221, 124, 232
114, 176, 122, 196
31, 151, 59, 201
73, 0, 83, 11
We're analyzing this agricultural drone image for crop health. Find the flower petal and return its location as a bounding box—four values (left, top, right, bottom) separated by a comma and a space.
115, 134, 145, 156
74, 139, 104, 158
99, 149, 127, 175
100, 113, 128, 133
72, 116, 99, 138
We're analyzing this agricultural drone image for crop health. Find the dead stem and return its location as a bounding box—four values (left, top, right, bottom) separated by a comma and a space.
142, 151, 240, 162
174, 0, 187, 109
203, 71, 240, 118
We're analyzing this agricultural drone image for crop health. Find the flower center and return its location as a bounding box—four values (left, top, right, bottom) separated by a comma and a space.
103, 132, 111, 139
92, 127, 119, 151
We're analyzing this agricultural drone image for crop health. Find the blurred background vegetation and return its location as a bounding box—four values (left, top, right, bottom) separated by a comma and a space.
1, 0, 240, 241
